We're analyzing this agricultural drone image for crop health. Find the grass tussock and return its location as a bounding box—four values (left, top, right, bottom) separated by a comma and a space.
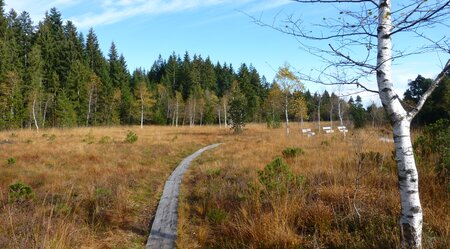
0, 125, 227, 248
178, 124, 449, 249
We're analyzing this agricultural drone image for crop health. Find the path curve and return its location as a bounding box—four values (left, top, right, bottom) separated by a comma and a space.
146, 143, 221, 249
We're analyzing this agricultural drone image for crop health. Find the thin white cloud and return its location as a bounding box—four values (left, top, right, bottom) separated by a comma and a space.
72, 0, 232, 28
245, 0, 292, 13
5, 0, 79, 22
4, 0, 291, 28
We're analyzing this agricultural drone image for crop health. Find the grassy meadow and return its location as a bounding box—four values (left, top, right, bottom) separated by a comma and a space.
0, 124, 448, 248
0, 126, 227, 248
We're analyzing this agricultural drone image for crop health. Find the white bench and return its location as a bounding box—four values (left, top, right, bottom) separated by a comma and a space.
301, 128, 315, 137
322, 126, 334, 134
337, 126, 348, 133
302, 128, 311, 134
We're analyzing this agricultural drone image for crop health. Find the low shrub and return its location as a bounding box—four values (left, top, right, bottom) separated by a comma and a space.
6, 157, 16, 165
258, 157, 304, 194
282, 147, 304, 158
125, 131, 138, 143
9, 182, 34, 201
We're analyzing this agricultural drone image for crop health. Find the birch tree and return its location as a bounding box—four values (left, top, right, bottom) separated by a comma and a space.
135, 81, 155, 129
27, 45, 43, 131
275, 64, 303, 135
291, 92, 308, 129
256, 0, 450, 247
86, 73, 100, 126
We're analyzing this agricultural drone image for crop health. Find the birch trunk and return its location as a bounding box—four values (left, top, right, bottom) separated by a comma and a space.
86, 88, 93, 126
32, 97, 39, 131
317, 97, 321, 132
175, 99, 179, 127
218, 109, 221, 128
284, 94, 289, 135
338, 99, 343, 126
192, 98, 196, 126
223, 101, 227, 128
42, 99, 48, 128
377, 1, 422, 247
300, 114, 304, 129
140, 92, 144, 129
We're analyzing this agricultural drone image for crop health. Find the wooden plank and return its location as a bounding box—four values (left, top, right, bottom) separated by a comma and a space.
146, 144, 221, 249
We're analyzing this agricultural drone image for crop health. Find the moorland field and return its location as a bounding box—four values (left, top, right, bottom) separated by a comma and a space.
0, 124, 448, 248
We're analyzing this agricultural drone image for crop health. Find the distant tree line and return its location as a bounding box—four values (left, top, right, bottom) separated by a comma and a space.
0, 3, 447, 130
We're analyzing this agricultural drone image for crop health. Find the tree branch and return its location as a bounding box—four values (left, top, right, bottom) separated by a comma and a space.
292, 0, 378, 7
408, 59, 450, 119
329, 44, 376, 69
390, 1, 450, 36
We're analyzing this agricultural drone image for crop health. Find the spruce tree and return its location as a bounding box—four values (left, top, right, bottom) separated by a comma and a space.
229, 88, 247, 134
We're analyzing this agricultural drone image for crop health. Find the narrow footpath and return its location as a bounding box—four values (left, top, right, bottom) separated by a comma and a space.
146, 143, 221, 249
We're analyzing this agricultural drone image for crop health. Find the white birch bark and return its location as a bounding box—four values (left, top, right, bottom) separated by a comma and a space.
218, 108, 222, 128
317, 96, 321, 132
86, 87, 93, 126
140, 91, 144, 129
300, 113, 304, 129
223, 100, 228, 128
192, 98, 196, 126
42, 99, 48, 128
284, 93, 290, 135
175, 98, 179, 127
377, 1, 422, 247
32, 96, 39, 131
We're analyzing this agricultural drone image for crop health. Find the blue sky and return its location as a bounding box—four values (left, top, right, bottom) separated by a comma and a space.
5, 0, 449, 105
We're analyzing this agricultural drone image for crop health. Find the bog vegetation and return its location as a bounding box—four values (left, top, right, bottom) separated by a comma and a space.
1, 125, 448, 248
178, 124, 449, 249
0, 126, 228, 248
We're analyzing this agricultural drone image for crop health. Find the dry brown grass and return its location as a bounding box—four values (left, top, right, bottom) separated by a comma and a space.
178, 123, 450, 249
1, 124, 448, 248
0, 125, 228, 248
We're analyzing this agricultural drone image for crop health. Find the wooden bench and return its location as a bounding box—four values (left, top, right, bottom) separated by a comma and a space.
337, 126, 348, 133
322, 126, 334, 134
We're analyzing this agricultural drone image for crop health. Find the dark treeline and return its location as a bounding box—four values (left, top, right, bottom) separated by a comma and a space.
0, 3, 447, 130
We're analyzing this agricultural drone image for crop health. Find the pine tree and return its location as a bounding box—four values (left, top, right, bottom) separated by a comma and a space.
55, 89, 77, 128
66, 60, 90, 125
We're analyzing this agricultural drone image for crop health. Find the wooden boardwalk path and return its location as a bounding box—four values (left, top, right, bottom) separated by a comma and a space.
146, 144, 221, 249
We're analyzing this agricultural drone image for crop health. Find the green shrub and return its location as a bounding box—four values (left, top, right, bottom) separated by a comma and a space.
125, 131, 138, 143
282, 147, 304, 158
9, 182, 34, 201
258, 157, 304, 194
6, 157, 16, 165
